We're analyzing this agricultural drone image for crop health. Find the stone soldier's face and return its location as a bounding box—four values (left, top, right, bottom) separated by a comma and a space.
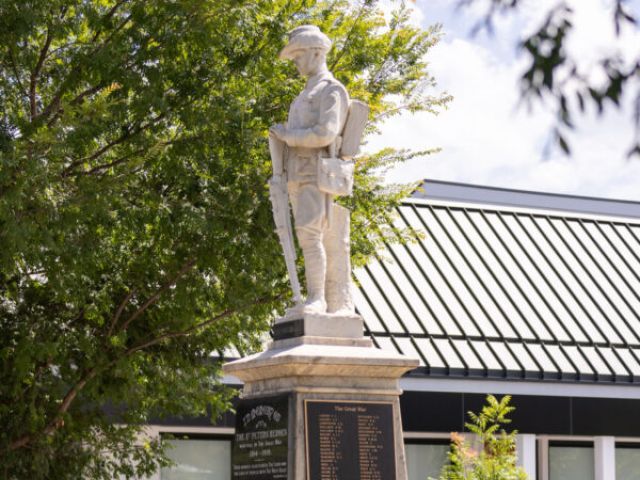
291, 49, 324, 77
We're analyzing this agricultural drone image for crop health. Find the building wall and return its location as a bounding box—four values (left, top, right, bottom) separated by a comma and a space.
143, 390, 640, 480
400, 391, 640, 437
146, 426, 640, 480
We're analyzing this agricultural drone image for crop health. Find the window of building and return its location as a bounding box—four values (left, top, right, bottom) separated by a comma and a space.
405, 441, 449, 480
548, 442, 594, 480
160, 436, 231, 480
616, 443, 640, 480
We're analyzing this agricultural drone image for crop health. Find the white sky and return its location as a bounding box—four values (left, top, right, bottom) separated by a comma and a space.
370, 0, 640, 201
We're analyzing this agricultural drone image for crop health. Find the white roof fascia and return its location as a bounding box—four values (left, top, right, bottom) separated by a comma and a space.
413, 180, 640, 219
404, 197, 640, 225
225, 374, 640, 399
400, 376, 640, 399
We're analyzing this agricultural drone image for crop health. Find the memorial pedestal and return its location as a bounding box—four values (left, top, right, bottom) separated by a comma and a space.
223, 314, 419, 480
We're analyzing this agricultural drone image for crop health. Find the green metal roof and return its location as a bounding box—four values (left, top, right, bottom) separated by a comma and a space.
356, 181, 640, 384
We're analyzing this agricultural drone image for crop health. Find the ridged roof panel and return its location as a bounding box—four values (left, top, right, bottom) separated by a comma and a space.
357, 197, 640, 384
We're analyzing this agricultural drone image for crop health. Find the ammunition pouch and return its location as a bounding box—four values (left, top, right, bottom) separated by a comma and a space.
317, 156, 355, 196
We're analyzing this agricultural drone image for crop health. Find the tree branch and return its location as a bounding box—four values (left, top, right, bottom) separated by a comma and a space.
91, 0, 130, 43
118, 258, 197, 333
76, 147, 147, 176
8, 367, 98, 451
72, 133, 204, 177
61, 114, 166, 177
330, 1, 370, 71
70, 84, 105, 106
6, 292, 282, 452
37, 9, 134, 126
124, 293, 282, 355
107, 289, 137, 338
87, 13, 134, 59
41, 84, 106, 127
30, 28, 53, 120
8, 47, 29, 99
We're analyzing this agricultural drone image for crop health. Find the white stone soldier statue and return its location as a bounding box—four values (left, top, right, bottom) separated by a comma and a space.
269, 25, 367, 317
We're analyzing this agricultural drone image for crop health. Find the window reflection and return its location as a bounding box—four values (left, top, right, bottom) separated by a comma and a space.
405, 442, 449, 480
549, 444, 594, 480
616, 445, 640, 480
161, 438, 231, 480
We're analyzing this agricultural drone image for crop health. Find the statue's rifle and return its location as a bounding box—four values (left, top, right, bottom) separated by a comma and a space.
268, 134, 302, 306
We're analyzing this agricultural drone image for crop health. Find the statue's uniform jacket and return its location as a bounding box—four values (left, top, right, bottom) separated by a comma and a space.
284, 70, 352, 312
285, 70, 348, 232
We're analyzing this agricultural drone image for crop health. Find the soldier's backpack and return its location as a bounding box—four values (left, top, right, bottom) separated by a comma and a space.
318, 100, 369, 196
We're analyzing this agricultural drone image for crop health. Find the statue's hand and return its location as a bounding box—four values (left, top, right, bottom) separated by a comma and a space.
270, 174, 284, 186
269, 124, 287, 142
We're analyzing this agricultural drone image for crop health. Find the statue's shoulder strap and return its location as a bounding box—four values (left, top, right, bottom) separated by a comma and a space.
318, 76, 349, 100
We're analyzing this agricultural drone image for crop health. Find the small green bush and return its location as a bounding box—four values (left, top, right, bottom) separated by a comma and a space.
434, 395, 528, 480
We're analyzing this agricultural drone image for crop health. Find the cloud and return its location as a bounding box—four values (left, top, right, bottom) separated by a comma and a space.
369, 0, 640, 201
520, 0, 640, 81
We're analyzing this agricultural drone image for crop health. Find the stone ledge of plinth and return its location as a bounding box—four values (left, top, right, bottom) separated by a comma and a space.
222, 341, 419, 383
272, 312, 363, 340
268, 334, 373, 350
237, 375, 405, 398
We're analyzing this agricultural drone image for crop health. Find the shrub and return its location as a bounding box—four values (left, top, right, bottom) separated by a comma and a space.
435, 395, 528, 480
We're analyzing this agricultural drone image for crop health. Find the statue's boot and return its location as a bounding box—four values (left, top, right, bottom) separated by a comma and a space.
298, 230, 327, 314
324, 204, 354, 315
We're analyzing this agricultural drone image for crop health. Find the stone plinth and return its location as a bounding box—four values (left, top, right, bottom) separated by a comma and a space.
272, 312, 363, 340
224, 314, 419, 480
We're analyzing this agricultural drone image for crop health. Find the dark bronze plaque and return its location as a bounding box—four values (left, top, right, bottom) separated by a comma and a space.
232, 394, 289, 480
305, 400, 396, 480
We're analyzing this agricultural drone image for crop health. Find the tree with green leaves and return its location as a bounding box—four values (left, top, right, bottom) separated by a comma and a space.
436, 395, 528, 480
460, 0, 639, 157
0, 0, 449, 477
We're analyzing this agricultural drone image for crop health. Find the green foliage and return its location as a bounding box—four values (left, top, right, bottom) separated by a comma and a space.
435, 395, 528, 480
0, 0, 449, 477
460, 0, 640, 157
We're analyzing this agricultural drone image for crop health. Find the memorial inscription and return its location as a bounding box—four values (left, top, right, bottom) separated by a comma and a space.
305, 400, 396, 480
232, 394, 289, 480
